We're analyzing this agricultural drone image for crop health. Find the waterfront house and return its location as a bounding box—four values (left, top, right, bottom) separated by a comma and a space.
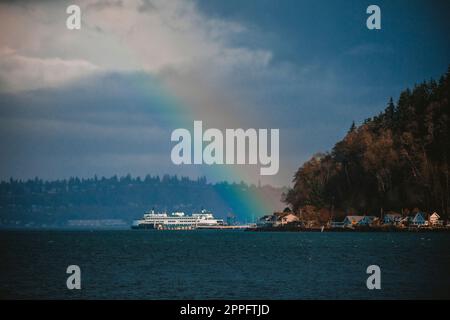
342, 215, 377, 227
279, 213, 299, 226
257, 215, 278, 227
429, 212, 443, 226
343, 216, 365, 227
411, 212, 427, 226
359, 216, 378, 226
257, 212, 300, 228
383, 213, 402, 225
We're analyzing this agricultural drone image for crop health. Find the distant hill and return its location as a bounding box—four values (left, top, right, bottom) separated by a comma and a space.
285, 67, 450, 220
0, 175, 287, 228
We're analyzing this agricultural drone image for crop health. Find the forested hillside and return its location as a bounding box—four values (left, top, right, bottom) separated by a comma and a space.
286, 67, 450, 220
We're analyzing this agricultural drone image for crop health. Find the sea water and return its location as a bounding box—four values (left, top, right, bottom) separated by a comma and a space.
1, 230, 449, 299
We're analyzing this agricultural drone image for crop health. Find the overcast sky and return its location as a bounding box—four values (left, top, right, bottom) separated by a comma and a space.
0, 0, 449, 186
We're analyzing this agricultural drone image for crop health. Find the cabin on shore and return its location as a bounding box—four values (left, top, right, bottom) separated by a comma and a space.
383, 213, 402, 225
257, 212, 300, 227
342, 216, 364, 227
429, 212, 443, 226
257, 215, 278, 227
411, 212, 427, 226
342, 215, 377, 227
361, 216, 378, 226
279, 213, 299, 226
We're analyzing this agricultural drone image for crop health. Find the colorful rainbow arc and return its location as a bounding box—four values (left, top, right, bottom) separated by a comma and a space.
132, 71, 274, 221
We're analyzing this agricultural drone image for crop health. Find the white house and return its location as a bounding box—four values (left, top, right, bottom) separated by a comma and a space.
280, 213, 299, 226
429, 212, 443, 226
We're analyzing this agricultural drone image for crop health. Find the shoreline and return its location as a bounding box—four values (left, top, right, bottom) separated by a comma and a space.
1, 225, 450, 233
246, 226, 450, 233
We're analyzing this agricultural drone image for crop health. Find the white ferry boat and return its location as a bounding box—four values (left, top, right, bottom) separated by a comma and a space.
131, 209, 225, 230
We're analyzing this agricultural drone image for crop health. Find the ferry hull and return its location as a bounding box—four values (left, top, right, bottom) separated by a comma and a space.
131, 209, 227, 230
131, 223, 157, 230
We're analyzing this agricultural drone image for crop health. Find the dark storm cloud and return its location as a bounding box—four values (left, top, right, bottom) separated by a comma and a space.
0, 72, 186, 179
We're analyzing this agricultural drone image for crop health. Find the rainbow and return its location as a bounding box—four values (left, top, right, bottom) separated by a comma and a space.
132, 72, 274, 221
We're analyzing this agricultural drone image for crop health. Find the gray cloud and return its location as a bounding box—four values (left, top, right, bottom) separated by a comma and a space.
2, 0, 436, 187
0, 73, 177, 178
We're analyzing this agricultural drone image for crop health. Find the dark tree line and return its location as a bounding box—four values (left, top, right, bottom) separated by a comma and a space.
0, 174, 284, 226
285, 67, 450, 219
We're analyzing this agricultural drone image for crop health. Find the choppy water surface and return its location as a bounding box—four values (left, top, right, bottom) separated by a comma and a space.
1, 230, 449, 299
